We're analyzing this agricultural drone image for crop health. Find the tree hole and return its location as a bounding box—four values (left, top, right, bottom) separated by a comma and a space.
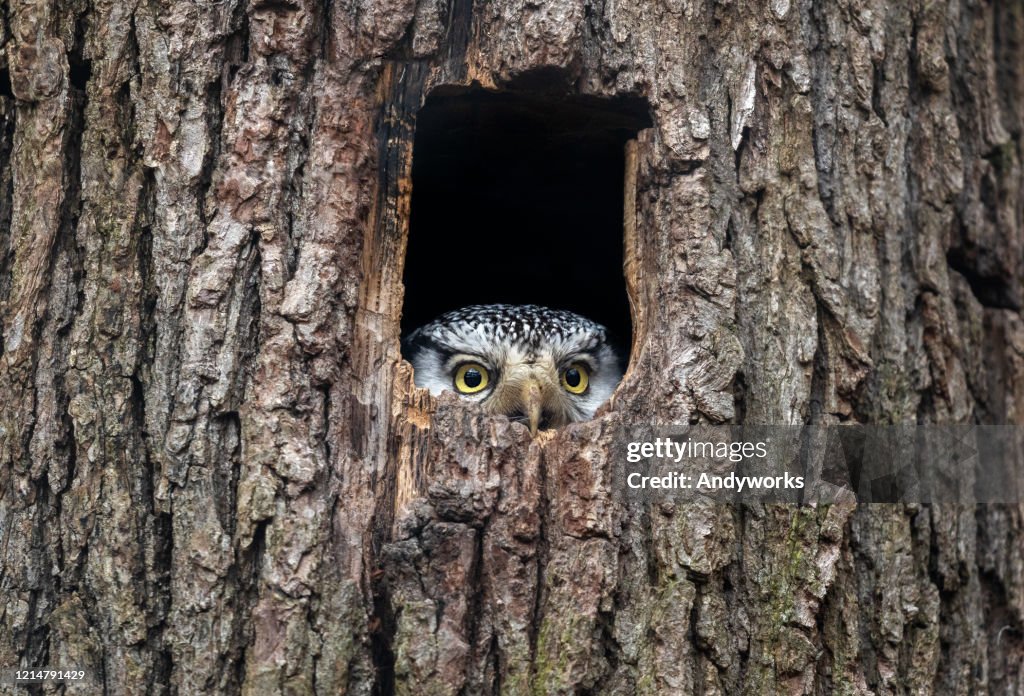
400, 86, 652, 359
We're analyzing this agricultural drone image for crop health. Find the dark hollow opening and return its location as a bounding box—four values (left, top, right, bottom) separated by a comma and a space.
401, 86, 652, 360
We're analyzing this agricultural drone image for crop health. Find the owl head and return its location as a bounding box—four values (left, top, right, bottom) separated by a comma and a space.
403, 304, 624, 434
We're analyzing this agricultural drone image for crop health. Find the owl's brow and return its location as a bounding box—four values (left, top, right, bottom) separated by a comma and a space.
442, 353, 494, 373
558, 352, 597, 370
405, 331, 489, 366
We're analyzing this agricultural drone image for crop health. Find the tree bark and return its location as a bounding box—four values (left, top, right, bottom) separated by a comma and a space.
1, 0, 1022, 694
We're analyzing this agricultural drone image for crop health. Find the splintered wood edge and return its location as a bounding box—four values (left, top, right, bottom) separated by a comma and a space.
621, 138, 645, 391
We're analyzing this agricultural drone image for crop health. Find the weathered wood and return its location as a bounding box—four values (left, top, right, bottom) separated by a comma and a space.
0, 0, 1022, 694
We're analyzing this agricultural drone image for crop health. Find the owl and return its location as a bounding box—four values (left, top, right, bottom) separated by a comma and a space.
403, 304, 624, 434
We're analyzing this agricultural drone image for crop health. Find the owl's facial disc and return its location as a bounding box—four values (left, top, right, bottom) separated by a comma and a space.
404, 304, 624, 432
487, 360, 563, 436
484, 357, 594, 435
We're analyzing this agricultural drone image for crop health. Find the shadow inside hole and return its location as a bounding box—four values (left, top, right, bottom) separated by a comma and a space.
401, 86, 651, 359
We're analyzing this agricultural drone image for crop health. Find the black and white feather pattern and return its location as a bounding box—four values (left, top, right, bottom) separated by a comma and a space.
403, 304, 623, 427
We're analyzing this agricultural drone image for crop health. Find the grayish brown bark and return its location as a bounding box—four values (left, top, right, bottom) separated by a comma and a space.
1, 0, 1022, 694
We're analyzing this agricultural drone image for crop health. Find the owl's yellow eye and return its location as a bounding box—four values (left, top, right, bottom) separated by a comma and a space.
561, 363, 590, 394
454, 363, 490, 394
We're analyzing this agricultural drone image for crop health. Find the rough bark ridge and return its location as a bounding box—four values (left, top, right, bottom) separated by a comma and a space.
0, 0, 1022, 694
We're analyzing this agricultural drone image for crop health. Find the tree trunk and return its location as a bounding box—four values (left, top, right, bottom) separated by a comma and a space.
1, 0, 1022, 694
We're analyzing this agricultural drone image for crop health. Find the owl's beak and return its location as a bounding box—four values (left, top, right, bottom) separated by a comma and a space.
500, 364, 560, 436
522, 379, 544, 437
